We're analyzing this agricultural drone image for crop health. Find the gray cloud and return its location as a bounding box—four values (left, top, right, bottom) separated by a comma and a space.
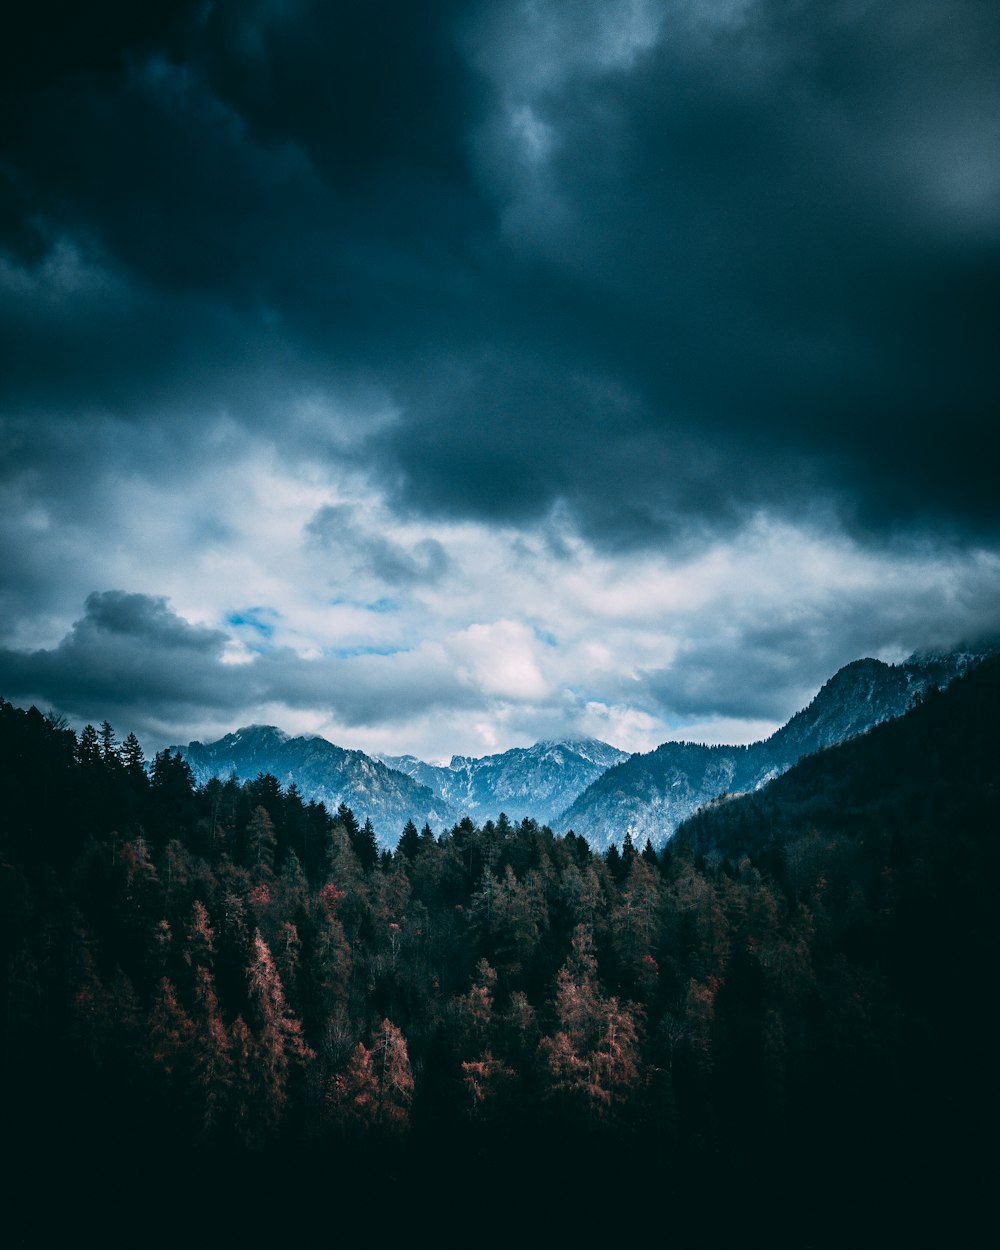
639, 540, 1000, 723
306, 505, 450, 587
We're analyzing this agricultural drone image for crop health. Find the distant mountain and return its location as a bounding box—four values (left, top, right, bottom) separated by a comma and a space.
176, 726, 457, 845
378, 738, 631, 827
177, 729, 628, 841
561, 642, 997, 849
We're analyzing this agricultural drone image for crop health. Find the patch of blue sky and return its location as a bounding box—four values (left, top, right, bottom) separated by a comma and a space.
328, 596, 400, 614
227, 608, 278, 639
533, 626, 559, 647
330, 644, 404, 659
564, 684, 604, 701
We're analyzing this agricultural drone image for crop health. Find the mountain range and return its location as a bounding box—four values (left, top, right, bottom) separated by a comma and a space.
174, 641, 995, 847
377, 738, 630, 827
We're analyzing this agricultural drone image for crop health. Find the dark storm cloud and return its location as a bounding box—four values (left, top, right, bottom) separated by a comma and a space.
1, 0, 999, 551
407, 0, 1000, 543
373, 351, 827, 545
194, 0, 478, 183
80, 590, 223, 648
0, 0, 488, 429
0, 590, 477, 738
0, 590, 230, 713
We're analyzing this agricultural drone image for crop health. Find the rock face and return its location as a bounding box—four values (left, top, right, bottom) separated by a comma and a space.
560, 644, 996, 849
176, 726, 457, 845
379, 738, 631, 828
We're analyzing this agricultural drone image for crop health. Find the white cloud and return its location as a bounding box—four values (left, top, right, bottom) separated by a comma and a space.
3, 406, 999, 762
447, 619, 552, 701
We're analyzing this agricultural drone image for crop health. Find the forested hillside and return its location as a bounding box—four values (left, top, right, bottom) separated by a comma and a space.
1, 667, 997, 1243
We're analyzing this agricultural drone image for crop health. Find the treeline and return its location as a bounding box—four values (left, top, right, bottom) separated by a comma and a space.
1, 671, 998, 1240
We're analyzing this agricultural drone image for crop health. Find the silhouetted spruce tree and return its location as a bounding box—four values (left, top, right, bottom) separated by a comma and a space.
147, 750, 196, 847
76, 723, 101, 767
357, 818, 379, 872
247, 805, 277, 882
302, 799, 333, 880
398, 819, 420, 862
99, 721, 119, 765
337, 802, 360, 840
119, 731, 146, 779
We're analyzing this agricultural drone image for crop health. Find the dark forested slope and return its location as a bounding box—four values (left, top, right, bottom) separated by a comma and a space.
1, 668, 997, 1243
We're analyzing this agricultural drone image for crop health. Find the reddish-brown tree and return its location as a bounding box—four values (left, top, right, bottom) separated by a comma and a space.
334, 1017, 414, 1133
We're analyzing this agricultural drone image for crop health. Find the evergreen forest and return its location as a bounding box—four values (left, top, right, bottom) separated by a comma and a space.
2, 660, 998, 1245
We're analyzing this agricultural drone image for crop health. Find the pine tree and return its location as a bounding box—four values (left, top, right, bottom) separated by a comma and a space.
610, 855, 663, 996
354, 817, 379, 872
99, 720, 119, 765
398, 819, 420, 862
244, 931, 313, 1134
314, 893, 353, 1016
453, 958, 498, 1054
76, 723, 101, 767
190, 965, 233, 1138
370, 1017, 414, 1130
147, 976, 195, 1081
184, 900, 217, 971
247, 805, 277, 882
337, 802, 360, 840
621, 831, 637, 874
335, 1018, 414, 1133
538, 925, 644, 1121
148, 749, 196, 846
119, 731, 146, 779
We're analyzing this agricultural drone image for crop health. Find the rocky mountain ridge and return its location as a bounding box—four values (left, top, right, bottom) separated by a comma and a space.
378, 737, 630, 827
178, 727, 457, 844
560, 643, 996, 848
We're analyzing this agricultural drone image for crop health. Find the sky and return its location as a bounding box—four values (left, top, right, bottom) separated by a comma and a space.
1, 0, 999, 763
